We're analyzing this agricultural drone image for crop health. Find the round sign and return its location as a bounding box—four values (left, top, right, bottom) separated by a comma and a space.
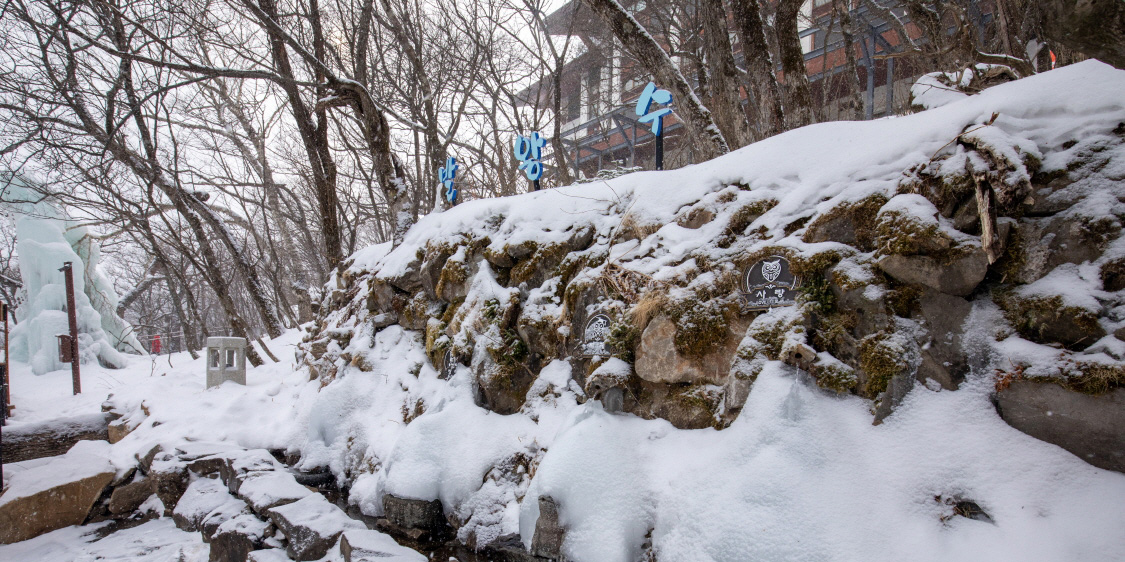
582, 313, 612, 357
741, 255, 800, 309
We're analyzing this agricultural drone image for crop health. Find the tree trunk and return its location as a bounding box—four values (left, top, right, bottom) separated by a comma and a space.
580, 0, 730, 159
256, 0, 343, 268
700, 0, 752, 149
731, 0, 786, 139
1039, 0, 1125, 69
835, 0, 865, 120
775, 0, 815, 128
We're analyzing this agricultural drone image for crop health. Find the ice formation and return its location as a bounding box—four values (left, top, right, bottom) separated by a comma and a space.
2, 174, 143, 374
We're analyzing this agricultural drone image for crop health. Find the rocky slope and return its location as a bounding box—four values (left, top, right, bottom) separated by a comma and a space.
297, 61, 1125, 558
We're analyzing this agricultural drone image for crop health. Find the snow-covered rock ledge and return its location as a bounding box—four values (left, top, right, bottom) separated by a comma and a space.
295, 61, 1125, 561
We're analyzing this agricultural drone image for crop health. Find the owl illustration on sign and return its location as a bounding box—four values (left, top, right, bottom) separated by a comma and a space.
586, 316, 609, 342
762, 260, 782, 283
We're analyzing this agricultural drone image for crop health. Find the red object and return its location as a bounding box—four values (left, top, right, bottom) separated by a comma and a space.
152, 334, 162, 354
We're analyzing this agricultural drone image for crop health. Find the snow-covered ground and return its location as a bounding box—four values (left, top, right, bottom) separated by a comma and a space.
2, 324, 1124, 561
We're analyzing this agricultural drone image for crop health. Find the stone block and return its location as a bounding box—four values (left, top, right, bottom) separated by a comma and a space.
996, 380, 1125, 473
381, 494, 447, 532
236, 470, 313, 515
635, 314, 748, 385
108, 476, 155, 515
206, 337, 248, 388
530, 495, 564, 559
209, 513, 272, 562
0, 445, 115, 543
340, 529, 427, 562
268, 494, 364, 561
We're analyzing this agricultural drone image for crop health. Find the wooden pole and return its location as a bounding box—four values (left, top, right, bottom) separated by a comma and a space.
60, 262, 81, 395
655, 132, 664, 171
2, 302, 8, 409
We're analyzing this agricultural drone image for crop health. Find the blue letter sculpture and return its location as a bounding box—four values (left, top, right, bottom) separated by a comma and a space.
438, 156, 458, 205
513, 132, 546, 182
635, 82, 673, 135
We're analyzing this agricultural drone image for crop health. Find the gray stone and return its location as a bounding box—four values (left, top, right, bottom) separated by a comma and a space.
876, 247, 989, 297
150, 457, 191, 514
381, 494, 447, 533
236, 470, 313, 515
0, 412, 111, 463
174, 477, 242, 532
384, 257, 423, 293
915, 291, 973, 389
634, 314, 748, 385
340, 529, 427, 562
530, 496, 565, 559
206, 337, 248, 388
268, 494, 364, 561
419, 248, 454, 300
220, 450, 282, 495
209, 513, 272, 562
1003, 216, 1109, 285
995, 380, 1125, 473
108, 476, 154, 515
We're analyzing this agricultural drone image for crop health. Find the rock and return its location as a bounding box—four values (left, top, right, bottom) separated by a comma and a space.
634, 314, 748, 385
646, 383, 723, 429
677, 207, 715, 229
473, 355, 536, 416
220, 450, 282, 495
419, 247, 454, 300
875, 247, 988, 297
137, 443, 164, 473
383, 256, 423, 293
209, 513, 273, 562
108, 476, 155, 515
530, 495, 565, 559
995, 380, 1125, 473
381, 494, 448, 534
188, 455, 230, 477
802, 195, 886, 251
0, 444, 115, 543
995, 290, 1106, 350
915, 291, 973, 389
1001, 216, 1114, 285
174, 477, 243, 532
246, 549, 291, 562
340, 529, 427, 562
268, 494, 364, 561
476, 534, 543, 562
151, 457, 190, 514
236, 471, 313, 515
107, 417, 139, 444
0, 412, 111, 463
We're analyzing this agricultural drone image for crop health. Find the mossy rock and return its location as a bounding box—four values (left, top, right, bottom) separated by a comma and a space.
995, 291, 1105, 350
510, 242, 572, 288
809, 356, 858, 393
858, 331, 914, 399
803, 193, 889, 251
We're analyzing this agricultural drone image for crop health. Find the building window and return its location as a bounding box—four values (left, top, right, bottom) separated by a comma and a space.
586, 65, 601, 119
566, 92, 581, 123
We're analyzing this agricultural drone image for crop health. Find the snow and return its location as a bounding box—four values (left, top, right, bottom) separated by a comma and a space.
0, 519, 207, 561
521, 364, 1125, 562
